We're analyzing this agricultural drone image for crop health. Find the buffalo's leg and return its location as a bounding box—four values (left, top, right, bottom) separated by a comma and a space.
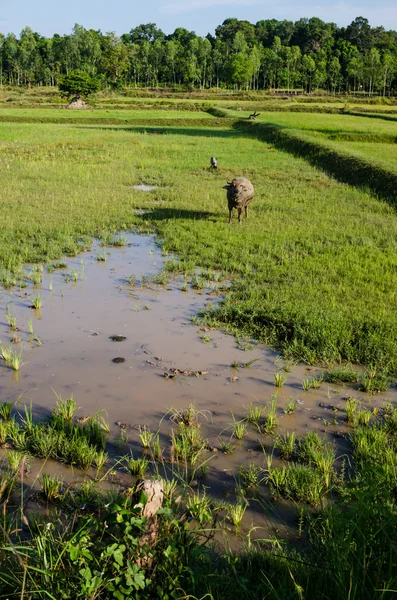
245, 205, 248, 219
238, 208, 242, 224
229, 209, 233, 224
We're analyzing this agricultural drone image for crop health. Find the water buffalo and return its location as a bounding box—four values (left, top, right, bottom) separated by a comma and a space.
223, 177, 254, 224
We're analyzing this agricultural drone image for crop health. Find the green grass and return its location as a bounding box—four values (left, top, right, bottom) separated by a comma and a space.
0, 107, 217, 120
2, 112, 397, 374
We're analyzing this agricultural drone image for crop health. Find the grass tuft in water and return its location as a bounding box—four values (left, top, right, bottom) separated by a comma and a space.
274, 431, 296, 460
40, 473, 63, 501
274, 372, 287, 387
125, 454, 150, 477
138, 426, 154, 449
262, 396, 278, 434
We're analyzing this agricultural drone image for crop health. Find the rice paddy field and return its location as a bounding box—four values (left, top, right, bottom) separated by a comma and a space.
0, 91, 397, 599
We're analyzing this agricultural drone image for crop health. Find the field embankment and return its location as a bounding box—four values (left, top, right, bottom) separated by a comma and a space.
242, 120, 397, 204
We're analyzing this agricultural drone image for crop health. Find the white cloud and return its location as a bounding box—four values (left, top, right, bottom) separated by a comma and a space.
162, 0, 257, 16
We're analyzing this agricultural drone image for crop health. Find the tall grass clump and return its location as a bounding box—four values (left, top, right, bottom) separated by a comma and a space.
296, 431, 336, 488
274, 372, 287, 387
324, 367, 358, 383
265, 462, 325, 506
0, 402, 13, 421
274, 431, 295, 459
125, 453, 150, 477
40, 473, 63, 500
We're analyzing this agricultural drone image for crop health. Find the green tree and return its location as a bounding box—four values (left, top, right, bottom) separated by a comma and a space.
365, 47, 381, 95
58, 69, 100, 99
101, 32, 129, 86
328, 56, 341, 93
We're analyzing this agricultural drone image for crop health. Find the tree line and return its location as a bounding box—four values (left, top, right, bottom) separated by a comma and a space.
0, 16, 396, 95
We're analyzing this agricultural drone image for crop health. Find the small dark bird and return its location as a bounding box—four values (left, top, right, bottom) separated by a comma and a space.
248, 111, 260, 120
210, 156, 218, 169
223, 177, 254, 224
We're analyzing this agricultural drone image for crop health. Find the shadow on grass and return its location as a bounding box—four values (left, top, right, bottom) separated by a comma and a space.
139, 207, 220, 221
75, 124, 242, 138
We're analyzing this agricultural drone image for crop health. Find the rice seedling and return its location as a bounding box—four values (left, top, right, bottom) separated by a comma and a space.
228, 499, 247, 530
274, 372, 287, 387
0, 343, 13, 363
358, 368, 391, 393
6, 450, 25, 474
324, 367, 359, 383
355, 408, 372, 427
27, 319, 34, 336
170, 423, 207, 467
0, 471, 16, 503
302, 378, 312, 391
112, 235, 127, 247
265, 463, 325, 506
350, 426, 397, 492
170, 404, 204, 428
274, 431, 296, 460
9, 347, 23, 371
239, 463, 261, 494
73, 480, 102, 510
5, 307, 17, 330
39, 473, 62, 501
282, 359, 296, 373
230, 360, 239, 369
31, 271, 42, 285
311, 376, 323, 389
262, 395, 278, 434
94, 450, 108, 473
186, 490, 213, 524
0, 422, 8, 445
200, 335, 211, 344
0, 402, 13, 421
91, 410, 110, 433
52, 394, 79, 424
31, 296, 42, 310
236, 338, 254, 351
296, 432, 336, 488
383, 406, 397, 434
69, 439, 98, 470
6, 421, 27, 451
245, 402, 264, 428
162, 477, 178, 500
230, 412, 247, 440
138, 426, 154, 449
241, 358, 259, 368
219, 440, 235, 454
283, 398, 298, 414
125, 454, 150, 477
72, 269, 79, 282
150, 434, 163, 461
345, 397, 358, 423
96, 251, 107, 262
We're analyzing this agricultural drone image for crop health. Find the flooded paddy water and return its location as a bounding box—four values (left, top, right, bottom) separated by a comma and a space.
1, 231, 396, 543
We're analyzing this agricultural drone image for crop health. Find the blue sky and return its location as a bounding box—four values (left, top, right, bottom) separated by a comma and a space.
1, 0, 396, 37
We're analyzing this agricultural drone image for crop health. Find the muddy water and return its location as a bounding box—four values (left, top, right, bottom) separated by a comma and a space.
1, 232, 396, 543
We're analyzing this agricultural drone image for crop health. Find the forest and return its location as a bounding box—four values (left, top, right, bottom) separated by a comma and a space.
0, 16, 396, 94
